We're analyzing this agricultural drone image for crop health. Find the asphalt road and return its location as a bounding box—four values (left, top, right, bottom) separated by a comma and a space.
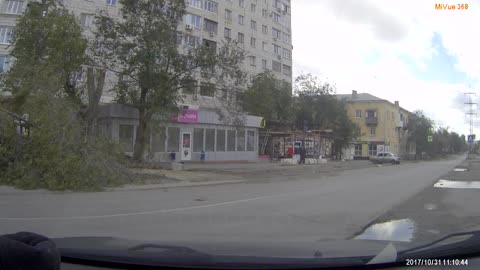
0, 156, 466, 245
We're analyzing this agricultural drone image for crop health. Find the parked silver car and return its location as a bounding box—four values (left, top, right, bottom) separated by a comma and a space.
370, 152, 401, 164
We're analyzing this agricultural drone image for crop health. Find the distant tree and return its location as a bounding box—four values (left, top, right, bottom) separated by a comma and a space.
293, 74, 359, 159
94, 0, 246, 161
243, 71, 293, 129
407, 110, 434, 159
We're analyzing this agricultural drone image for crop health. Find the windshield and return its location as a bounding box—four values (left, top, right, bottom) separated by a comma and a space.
0, 0, 478, 268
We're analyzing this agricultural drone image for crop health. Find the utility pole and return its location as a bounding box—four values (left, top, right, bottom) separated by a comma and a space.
465, 90, 477, 152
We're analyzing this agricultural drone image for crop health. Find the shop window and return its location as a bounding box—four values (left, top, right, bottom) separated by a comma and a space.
227, 130, 236, 151
119, 124, 134, 152
354, 144, 362, 156
205, 129, 215, 151
216, 129, 226, 151
167, 127, 180, 152
151, 127, 166, 152
368, 144, 377, 156
247, 130, 255, 151
193, 128, 204, 152
237, 129, 245, 151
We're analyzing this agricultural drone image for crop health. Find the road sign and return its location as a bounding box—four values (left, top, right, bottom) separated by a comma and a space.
427, 136, 433, 142
468, 134, 476, 143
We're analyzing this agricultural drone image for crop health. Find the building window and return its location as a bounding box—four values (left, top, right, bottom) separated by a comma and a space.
205, 129, 215, 152
354, 144, 362, 156
262, 41, 268, 51
184, 34, 200, 47
282, 32, 290, 43
282, 65, 291, 76
250, 37, 256, 47
181, 79, 197, 95
262, 8, 268, 17
237, 32, 244, 43
400, 113, 404, 121
151, 127, 166, 153
249, 55, 256, 66
185, 13, 202, 28
167, 127, 180, 152
205, 0, 218, 13
176, 32, 183, 45
224, 27, 231, 39
370, 127, 376, 136
367, 110, 376, 117
249, 3, 255, 12
250, 20, 257, 31
193, 128, 204, 152
237, 130, 245, 151
2, 1, 24, 14
106, 0, 117, 6
262, 59, 267, 69
200, 82, 215, 97
187, 0, 202, 9
216, 129, 226, 152
238, 14, 244, 25
272, 27, 281, 39
0, 26, 14, 44
273, 44, 281, 54
225, 9, 232, 20
119, 124, 134, 152
227, 130, 236, 151
282, 48, 291, 59
239, 0, 244, 8
247, 130, 255, 151
272, 61, 281, 72
368, 144, 377, 156
0, 55, 11, 73
204, 19, 218, 34
356, 110, 362, 118
262, 25, 268, 35
273, 12, 280, 23
80, 13, 94, 28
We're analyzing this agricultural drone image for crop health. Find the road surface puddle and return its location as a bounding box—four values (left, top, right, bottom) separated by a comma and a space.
354, 219, 415, 242
453, 168, 468, 172
434, 179, 480, 189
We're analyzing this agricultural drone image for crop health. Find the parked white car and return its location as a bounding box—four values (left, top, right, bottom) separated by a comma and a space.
370, 152, 401, 164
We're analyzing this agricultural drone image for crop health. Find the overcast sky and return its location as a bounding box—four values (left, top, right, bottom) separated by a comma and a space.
291, 0, 480, 135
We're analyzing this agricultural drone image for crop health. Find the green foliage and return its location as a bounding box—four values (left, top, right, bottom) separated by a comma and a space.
0, 95, 130, 191
408, 111, 467, 158
0, 1, 129, 191
3, 0, 87, 105
243, 71, 292, 128
293, 74, 359, 158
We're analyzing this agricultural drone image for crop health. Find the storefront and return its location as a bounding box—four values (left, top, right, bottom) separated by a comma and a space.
97, 104, 263, 162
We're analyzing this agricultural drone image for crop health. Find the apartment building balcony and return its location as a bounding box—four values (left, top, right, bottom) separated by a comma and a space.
366, 116, 378, 125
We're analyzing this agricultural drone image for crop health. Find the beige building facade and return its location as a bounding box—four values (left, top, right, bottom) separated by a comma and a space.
338, 90, 416, 160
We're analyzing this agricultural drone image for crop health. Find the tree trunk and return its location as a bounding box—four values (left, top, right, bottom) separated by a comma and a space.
85, 68, 105, 142
133, 109, 148, 162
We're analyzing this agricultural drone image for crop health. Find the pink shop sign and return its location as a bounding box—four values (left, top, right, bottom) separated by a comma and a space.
177, 109, 198, 123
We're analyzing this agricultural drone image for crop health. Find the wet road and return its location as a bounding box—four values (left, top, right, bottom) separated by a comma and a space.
0, 156, 466, 244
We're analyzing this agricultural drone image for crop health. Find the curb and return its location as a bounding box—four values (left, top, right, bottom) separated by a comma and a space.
107, 179, 247, 192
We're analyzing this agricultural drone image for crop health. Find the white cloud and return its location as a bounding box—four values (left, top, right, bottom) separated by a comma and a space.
292, 0, 480, 135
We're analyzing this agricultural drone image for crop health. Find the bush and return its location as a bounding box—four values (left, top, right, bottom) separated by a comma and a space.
0, 96, 131, 191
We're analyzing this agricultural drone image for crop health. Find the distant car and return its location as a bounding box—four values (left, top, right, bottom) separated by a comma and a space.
370, 152, 400, 164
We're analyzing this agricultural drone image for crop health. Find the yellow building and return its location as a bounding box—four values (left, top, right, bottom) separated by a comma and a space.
337, 90, 416, 159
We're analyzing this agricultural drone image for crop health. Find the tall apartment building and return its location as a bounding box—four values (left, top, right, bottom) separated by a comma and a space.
0, 0, 293, 162
337, 90, 416, 160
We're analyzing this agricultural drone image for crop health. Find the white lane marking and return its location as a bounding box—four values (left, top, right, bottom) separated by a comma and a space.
434, 179, 480, 189
0, 193, 291, 221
